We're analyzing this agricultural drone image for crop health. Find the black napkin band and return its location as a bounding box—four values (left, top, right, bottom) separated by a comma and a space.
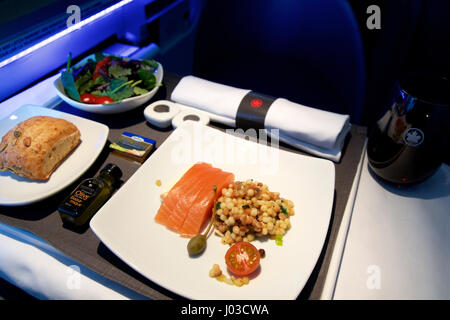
235, 91, 275, 130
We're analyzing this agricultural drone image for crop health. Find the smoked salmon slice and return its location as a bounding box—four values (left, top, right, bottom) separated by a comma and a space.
155, 162, 234, 237
154, 162, 211, 227
165, 166, 218, 232
180, 170, 234, 237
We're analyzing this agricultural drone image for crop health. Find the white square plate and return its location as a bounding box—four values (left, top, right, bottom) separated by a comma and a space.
0, 105, 109, 206
90, 122, 334, 299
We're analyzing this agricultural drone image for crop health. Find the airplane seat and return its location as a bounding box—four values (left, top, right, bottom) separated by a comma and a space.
192, 0, 366, 124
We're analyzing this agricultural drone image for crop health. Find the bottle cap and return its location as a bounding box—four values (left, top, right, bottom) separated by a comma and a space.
100, 163, 123, 181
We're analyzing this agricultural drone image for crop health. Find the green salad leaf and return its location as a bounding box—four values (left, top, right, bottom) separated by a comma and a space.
110, 86, 134, 101
93, 74, 107, 86
133, 86, 148, 95
137, 69, 156, 90
61, 52, 81, 101
108, 65, 132, 78
75, 71, 93, 95
108, 78, 127, 92
100, 79, 134, 101
141, 59, 159, 69
95, 52, 106, 62
78, 80, 93, 95
66, 52, 72, 70
61, 71, 80, 101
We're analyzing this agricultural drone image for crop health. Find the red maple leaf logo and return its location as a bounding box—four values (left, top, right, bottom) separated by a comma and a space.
250, 98, 263, 108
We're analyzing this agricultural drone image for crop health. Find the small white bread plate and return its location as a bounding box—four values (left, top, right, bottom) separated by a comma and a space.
54, 54, 163, 115
90, 122, 334, 299
0, 105, 109, 206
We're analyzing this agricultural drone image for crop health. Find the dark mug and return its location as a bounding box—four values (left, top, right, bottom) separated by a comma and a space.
367, 73, 450, 185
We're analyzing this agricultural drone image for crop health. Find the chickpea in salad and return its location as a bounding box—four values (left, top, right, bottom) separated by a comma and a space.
214, 180, 294, 245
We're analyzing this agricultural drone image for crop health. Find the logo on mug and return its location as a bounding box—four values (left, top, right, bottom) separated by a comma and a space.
403, 128, 424, 146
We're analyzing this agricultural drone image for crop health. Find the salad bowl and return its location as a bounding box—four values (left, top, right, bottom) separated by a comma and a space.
54, 53, 163, 114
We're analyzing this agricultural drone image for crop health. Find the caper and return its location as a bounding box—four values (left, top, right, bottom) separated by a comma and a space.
187, 234, 207, 255
258, 248, 266, 258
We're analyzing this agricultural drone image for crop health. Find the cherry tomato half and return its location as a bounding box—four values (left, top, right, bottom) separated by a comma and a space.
225, 242, 260, 276
94, 96, 115, 104
92, 56, 111, 81
80, 93, 97, 104
81, 93, 115, 104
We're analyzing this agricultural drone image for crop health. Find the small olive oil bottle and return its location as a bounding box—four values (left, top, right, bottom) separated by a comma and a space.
58, 163, 122, 227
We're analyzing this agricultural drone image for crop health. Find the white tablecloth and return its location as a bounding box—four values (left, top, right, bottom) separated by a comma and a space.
331, 155, 450, 299
0, 223, 148, 299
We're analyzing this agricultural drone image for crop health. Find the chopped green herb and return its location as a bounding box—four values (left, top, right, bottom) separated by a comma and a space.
280, 206, 289, 217
216, 202, 221, 210
242, 204, 250, 209
275, 234, 283, 246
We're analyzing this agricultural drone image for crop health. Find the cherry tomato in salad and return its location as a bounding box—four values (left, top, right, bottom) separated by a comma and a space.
81, 93, 115, 104
94, 96, 115, 104
92, 56, 111, 81
80, 93, 97, 104
225, 242, 260, 276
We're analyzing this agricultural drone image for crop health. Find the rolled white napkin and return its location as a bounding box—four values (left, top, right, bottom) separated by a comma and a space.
171, 75, 351, 162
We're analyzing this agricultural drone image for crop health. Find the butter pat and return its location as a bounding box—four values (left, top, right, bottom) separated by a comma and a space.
109, 132, 155, 163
